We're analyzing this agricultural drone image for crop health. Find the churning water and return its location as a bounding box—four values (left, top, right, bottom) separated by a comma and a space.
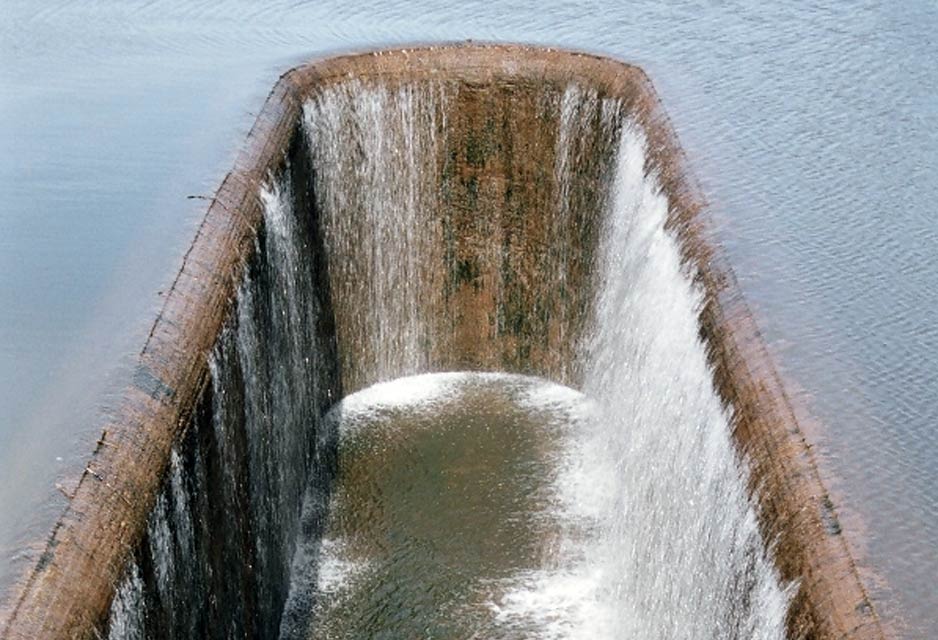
281, 373, 581, 639
280, 371, 787, 640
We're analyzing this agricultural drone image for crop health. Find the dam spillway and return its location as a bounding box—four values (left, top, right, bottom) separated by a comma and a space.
1, 44, 886, 639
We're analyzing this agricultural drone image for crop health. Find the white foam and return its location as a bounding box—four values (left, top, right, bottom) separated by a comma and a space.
334, 372, 466, 414
473, 121, 791, 640
491, 568, 615, 640
315, 538, 369, 594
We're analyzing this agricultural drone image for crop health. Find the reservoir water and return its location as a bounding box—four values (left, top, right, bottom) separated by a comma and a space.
1, 1, 936, 636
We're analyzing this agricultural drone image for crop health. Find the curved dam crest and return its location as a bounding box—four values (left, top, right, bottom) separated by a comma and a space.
0, 44, 887, 639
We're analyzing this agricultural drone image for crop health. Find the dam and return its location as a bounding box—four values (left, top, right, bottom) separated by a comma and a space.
1, 45, 886, 639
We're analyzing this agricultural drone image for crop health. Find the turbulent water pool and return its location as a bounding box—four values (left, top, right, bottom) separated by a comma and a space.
281, 372, 786, 640
283, 374, 581, 639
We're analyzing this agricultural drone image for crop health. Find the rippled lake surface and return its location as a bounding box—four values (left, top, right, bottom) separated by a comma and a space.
1, 1, 935, 635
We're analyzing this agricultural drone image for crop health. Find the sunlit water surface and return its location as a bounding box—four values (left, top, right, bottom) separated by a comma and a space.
1, 1, 936, 636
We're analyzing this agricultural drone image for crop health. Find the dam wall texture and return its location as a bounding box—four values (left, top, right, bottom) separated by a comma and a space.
0, 44, 887, 639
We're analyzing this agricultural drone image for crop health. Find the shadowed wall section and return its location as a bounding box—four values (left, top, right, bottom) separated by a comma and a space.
0, 44, 887, 640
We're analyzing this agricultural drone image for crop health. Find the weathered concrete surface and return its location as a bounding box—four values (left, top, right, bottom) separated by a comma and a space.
0, 43, 888, 639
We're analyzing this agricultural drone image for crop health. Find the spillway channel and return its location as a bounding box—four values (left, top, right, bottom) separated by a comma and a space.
0, 44, 886, 640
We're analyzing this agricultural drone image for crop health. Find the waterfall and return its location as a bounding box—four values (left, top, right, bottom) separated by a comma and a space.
490, 121, 791, 638
106, 171, 335, 639
301, 80, 447, 391
106, 76, 790, 640
580, 124, 788, 636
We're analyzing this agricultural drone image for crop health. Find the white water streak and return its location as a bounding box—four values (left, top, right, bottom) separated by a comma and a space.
107, 562, 145, 640
496, 121, 790, 639
303, 81, 446, 388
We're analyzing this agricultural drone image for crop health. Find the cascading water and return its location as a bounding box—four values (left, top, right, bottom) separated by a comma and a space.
106, 175, 335, 639
498, 123, 792, 638
301, 80, 447, 390
105, 75, 790, 639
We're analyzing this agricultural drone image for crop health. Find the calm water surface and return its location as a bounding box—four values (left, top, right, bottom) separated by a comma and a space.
1, 1, 935, 635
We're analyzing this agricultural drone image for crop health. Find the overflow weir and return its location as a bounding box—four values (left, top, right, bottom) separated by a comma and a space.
1, 44, 887, 639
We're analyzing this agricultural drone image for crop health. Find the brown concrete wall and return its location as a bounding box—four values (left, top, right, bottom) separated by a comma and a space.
0, 44, 888, 639
298, 63, 617, 393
